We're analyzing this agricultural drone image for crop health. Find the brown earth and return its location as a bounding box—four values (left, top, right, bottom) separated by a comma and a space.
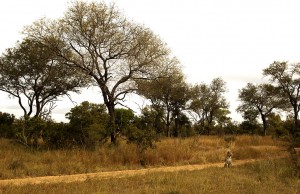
0, 156, 286, 187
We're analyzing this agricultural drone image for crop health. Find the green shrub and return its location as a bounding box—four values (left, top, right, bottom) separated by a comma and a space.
126, 125, 158, 152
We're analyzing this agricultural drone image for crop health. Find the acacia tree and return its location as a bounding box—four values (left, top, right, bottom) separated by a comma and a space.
263, 61, 300, 139
24, 1, 175, 144
136, 71, 190, 137
237, 83, 285, 136
190, 78, 229, 135
0, 39, 87, 119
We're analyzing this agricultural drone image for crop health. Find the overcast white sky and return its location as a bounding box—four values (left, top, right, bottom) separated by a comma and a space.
1, 0, 300, 122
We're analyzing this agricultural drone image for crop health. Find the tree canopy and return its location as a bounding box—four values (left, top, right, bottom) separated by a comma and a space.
263, 61, 300, 139
24, 1, 177, 143
66, 101, 109, 146
190, 78, 229, 135
237, 83, 285, 135
136, 70, 190, 137
0, 39, 87, 119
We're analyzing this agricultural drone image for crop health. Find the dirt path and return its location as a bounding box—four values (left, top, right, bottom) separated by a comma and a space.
0, 157, 283, 187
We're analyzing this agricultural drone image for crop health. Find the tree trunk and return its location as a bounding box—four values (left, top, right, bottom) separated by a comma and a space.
166, 109, 171, 137
174, 116, 179, 137
207, 111, 213, 135
207, 123, 211, 135
107, 104, 117, 144
261, 114, 267, 136
293, 107, 298, 138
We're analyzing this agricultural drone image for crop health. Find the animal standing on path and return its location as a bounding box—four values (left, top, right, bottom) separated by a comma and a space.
224, 151, 233, 168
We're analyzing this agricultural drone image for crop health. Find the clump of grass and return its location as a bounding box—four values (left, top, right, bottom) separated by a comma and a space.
224, 135, 236, 143
7, 158, 26, 176
234, 135, 279, 147
233, 147, 261, 160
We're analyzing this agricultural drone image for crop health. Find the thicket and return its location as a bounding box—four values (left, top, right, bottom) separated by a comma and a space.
0, 106, 294, 151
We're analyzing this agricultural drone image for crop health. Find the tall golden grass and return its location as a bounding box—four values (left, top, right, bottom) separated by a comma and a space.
1, 159, 298, 194
0, 135, 287, 179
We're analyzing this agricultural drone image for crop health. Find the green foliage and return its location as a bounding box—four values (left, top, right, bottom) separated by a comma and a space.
267, 113, 286, 137
124, 108, 160, 152
12, 115, 108, 150
13, 117, 46, 147
136, 72, 190, 137
238, 120, 261, 135
0, 112, 15, 138
25, 1, 177, 144
65, 101, 109, 148
66, 101, 108, 128
42, 121, 73, 149
263, 61, 300, 139
138, 106, 165, 134
126, 125, 158, 152
0, 39, 88, 118
190, 78, 229, 135
223, 121, 239, 135
237, 83, 285, 136
115, 108, 135, 133
173, 113, 193, 137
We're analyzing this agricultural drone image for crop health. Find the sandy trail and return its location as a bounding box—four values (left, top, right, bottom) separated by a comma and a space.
0, 157, 282, 187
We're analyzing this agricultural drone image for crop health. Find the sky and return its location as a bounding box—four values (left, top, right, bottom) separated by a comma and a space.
1, 0, 300, 122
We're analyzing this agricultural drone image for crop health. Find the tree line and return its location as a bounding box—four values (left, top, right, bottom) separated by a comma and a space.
0, 1, 299, 149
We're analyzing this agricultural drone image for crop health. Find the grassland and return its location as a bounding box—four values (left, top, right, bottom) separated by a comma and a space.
0, 135, 286, 180
0, 159, 298, 194
0, 135, 298, 193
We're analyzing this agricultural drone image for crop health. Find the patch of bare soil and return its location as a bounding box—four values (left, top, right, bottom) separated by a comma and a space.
0, 155, 287, 187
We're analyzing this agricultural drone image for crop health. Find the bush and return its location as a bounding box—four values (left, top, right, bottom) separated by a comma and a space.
13, 117, 46, 147
126, 125, 158, 152
0, 112, 15, 138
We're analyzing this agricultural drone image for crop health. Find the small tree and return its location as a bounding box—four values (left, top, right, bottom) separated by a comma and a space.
66, 101, 109, 146
137, 106, 165, 135
136, 71, 190, 137
215, 108, 232, 135
127, 107, 160, 152
238, 109, 260, 135
267, 113, 285, 136
237, 83, 285, 136
190, 78, 229, 135
173, 113, 192, 137
263, 61, 300, 140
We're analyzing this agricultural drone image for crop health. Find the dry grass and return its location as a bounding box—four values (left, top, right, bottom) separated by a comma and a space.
0, 135, 288, 180
0, 159, 298, 194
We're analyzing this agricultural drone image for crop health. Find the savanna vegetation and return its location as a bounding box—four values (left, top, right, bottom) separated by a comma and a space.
0, 135, 286, 180
0, 136, 298, 193
1, 159, 298, 194
0, 1, 300, 192
1, 1, 299, 148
